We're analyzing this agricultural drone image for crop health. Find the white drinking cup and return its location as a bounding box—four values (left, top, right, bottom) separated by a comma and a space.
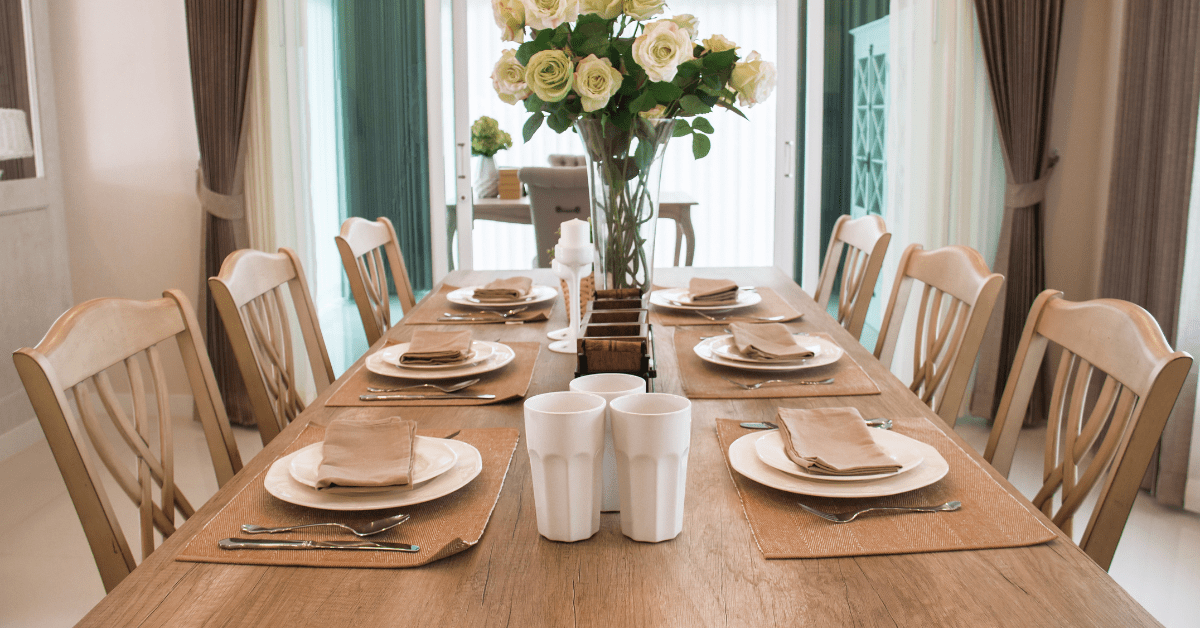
524, 391, 607, 542
609, 393, 692, 543
569, 373, 648, 512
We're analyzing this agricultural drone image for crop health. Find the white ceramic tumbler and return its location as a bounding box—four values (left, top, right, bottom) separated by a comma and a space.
569, 373, 647, 512
524, 391, 607, 542
609, 393, 692, 543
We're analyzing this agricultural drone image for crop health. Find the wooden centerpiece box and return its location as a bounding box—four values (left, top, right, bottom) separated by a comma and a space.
575, 288, 656, 382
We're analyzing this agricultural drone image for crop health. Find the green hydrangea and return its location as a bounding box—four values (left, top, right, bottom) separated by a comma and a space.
470, 116, 513, 157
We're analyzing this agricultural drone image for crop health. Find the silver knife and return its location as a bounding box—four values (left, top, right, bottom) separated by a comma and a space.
219, 538, 420, 552
359, 393, 497, 401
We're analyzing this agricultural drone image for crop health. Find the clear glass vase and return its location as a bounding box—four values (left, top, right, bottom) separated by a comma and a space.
575, 117, 675, 292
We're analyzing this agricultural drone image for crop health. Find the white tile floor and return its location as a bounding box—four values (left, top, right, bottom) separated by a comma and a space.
1, 414, 1198, 626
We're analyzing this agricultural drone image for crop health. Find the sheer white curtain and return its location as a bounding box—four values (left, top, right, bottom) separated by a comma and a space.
882, 0, 1006, 389
1182, 98, 1200, 513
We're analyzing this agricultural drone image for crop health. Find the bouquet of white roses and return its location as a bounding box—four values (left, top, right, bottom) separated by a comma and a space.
490, 0, 776, 159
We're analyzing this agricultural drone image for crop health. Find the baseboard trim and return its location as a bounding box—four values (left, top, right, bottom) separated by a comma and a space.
0, 418, 45, 463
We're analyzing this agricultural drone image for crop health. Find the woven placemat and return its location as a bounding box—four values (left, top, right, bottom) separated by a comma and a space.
177, 426, 519, 568
403, 284, 556, 325
677, 329, 880, 398
650, 287, 802, 326
715, 418, 1055, 559
325, 342, 540, 407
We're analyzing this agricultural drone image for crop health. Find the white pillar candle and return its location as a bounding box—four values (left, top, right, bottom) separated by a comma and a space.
560, 218, 590, 247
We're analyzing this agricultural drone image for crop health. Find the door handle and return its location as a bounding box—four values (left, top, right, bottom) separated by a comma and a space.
783, 141, 794, 178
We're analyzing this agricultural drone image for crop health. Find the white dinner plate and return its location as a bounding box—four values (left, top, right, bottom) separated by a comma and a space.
649, 288, 762, 311
446, 284, 557, 309
711, 335, 828, 365
288, 436, 459, 491
366, 341, 515, 381
387, 341, 495, 370
728, 431, 948, 498
753, 430, 924, 482
265, 438, 483, 510
695, 334, 843, 372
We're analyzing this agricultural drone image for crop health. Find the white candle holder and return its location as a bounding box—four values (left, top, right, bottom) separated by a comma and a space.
549, 243, 593, 355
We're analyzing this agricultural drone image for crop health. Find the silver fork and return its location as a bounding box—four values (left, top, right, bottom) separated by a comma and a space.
441, 306, 528, 320
799, 501, 962, 523
367, 378, 480, 394
721, 375, 834, 389
695, 311, 789, 322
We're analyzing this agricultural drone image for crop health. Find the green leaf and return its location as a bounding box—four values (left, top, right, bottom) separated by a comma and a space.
702, 49, 738, 71
611, 107, 633, 131
524, 94, 546, 113
691, 133, 711, 159
551, 24, 570, 48
675, 59, 703, 80
523, 113, 545, 142
720, 100, 749, 120
679, 95, 712, 115
672, 119, 692, 137
647, 81, 683, 103
635, 138, 656, 171
692, 116, 714, 134
618, 74, 639, 96
628, 90, 658, 113
547, 109, 572, 133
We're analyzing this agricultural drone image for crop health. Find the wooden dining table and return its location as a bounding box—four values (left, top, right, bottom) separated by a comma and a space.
75, 267, 1159, 627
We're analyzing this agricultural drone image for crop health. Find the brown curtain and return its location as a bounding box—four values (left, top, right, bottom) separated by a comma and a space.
185, 0, 258, 424
969, 0, 1064, 423
0, 0, 33, 179
1100, 0, 1200, 507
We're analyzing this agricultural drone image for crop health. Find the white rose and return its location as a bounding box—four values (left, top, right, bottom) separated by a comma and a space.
580, 0, 622, 19
623, 0, 665, 20
573, 54, 623, 112
668, 14, 699, 40
525, 49, 575, 102
493, 0, 525, 43
632, 20, 693, 83
729, 51, 776, 107
521, 0, 579, 30
639, 104, 667, 119
492, 50, 532, 104
702, 34, 737, 53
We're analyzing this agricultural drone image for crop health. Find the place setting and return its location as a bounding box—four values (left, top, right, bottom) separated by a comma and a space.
325, 329, 540, 406
675, 322, 881, 398
648, 277, 803, 326
403, 276, 558, 325
177, 412, 521, 569
713, 408, 1056, 560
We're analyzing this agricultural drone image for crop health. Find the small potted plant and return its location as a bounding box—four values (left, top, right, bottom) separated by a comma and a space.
471, 115, 513, 198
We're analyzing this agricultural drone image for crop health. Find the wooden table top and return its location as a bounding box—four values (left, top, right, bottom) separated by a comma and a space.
76, 267, 1159, 627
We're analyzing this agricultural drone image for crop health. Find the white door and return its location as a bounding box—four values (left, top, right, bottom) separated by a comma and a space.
0, 0, 72, 457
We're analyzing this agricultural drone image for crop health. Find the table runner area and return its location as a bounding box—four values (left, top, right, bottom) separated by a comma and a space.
715, 418, 1056, 559
177, 426, 519, 569
403, 283, 557, 325
650, 286, 802, 326
325, 342, 540, 406
676, 329, 881, 398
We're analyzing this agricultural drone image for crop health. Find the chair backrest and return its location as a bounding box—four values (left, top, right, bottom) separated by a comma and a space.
12, 291, 243, 593
984, 291, 1191, 570
547, 154, 587, 167
814, 215, 891, 339
874, 244, 1004, 427
520, 166, 591, 268
335, 216, 417, 346
209, 248, 333, 445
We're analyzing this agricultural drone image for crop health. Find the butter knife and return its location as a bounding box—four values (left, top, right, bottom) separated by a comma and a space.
219, 538, 419, 552
359, 393, 496, 401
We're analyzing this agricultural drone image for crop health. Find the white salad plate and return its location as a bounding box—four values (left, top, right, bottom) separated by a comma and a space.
446, 284, 557, 309
387, 341, 495, 370
695, 334, 843, 371
366, 341, 515, 380
753, 430, 924, 482
649, 288, 762, 311
288, 436, 459, 491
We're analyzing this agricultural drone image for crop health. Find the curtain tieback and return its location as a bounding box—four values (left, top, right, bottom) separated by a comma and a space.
196, 167, 245, 221
1004, 153, 1060, 208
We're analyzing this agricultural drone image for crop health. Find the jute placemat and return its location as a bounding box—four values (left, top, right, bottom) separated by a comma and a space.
325, 342, 540, 407
715, 418, 1056, 559
650, 287, 802, 326
177, 426, 519, 568
404, 284, 556, 325
677, 329, 880, 398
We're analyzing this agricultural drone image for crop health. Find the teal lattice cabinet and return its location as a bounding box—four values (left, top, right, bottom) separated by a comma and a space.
849, 16, 888, 221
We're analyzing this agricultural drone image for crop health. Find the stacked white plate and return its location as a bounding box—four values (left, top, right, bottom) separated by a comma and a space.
264, 436, 483, 510
695, 333, 843, 372
366, 340, 515, 381
649, 287, 762, 311
446, 284, 557, 309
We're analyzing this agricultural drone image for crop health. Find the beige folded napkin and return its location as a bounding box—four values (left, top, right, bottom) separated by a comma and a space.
400, 330, 473, 365
474, 276, 533, 302
688, 277, 739, 304
730, 322, 815, 361
315, 415, 417, 489
776, 407, 901, 476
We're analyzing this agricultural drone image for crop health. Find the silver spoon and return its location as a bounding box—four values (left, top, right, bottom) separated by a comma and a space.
367, 378, 480, 394
241, 513, 410, 537
799, 501, 962, 524
740, 419, 893, 430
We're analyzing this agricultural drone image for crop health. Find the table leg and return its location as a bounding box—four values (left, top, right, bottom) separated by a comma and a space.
681, 206, 695, 266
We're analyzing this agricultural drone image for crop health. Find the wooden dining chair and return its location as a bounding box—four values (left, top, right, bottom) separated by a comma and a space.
814, 214, 891, 340
984, 291, 1191, 571
874, 244, 1004, 427
209, 248, 334, 446
12, 291, 243, 593
335, 216, 417, 346
520, 166, 591, 268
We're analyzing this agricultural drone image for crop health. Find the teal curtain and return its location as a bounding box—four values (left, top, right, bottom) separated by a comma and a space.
333, 1, 432, 293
